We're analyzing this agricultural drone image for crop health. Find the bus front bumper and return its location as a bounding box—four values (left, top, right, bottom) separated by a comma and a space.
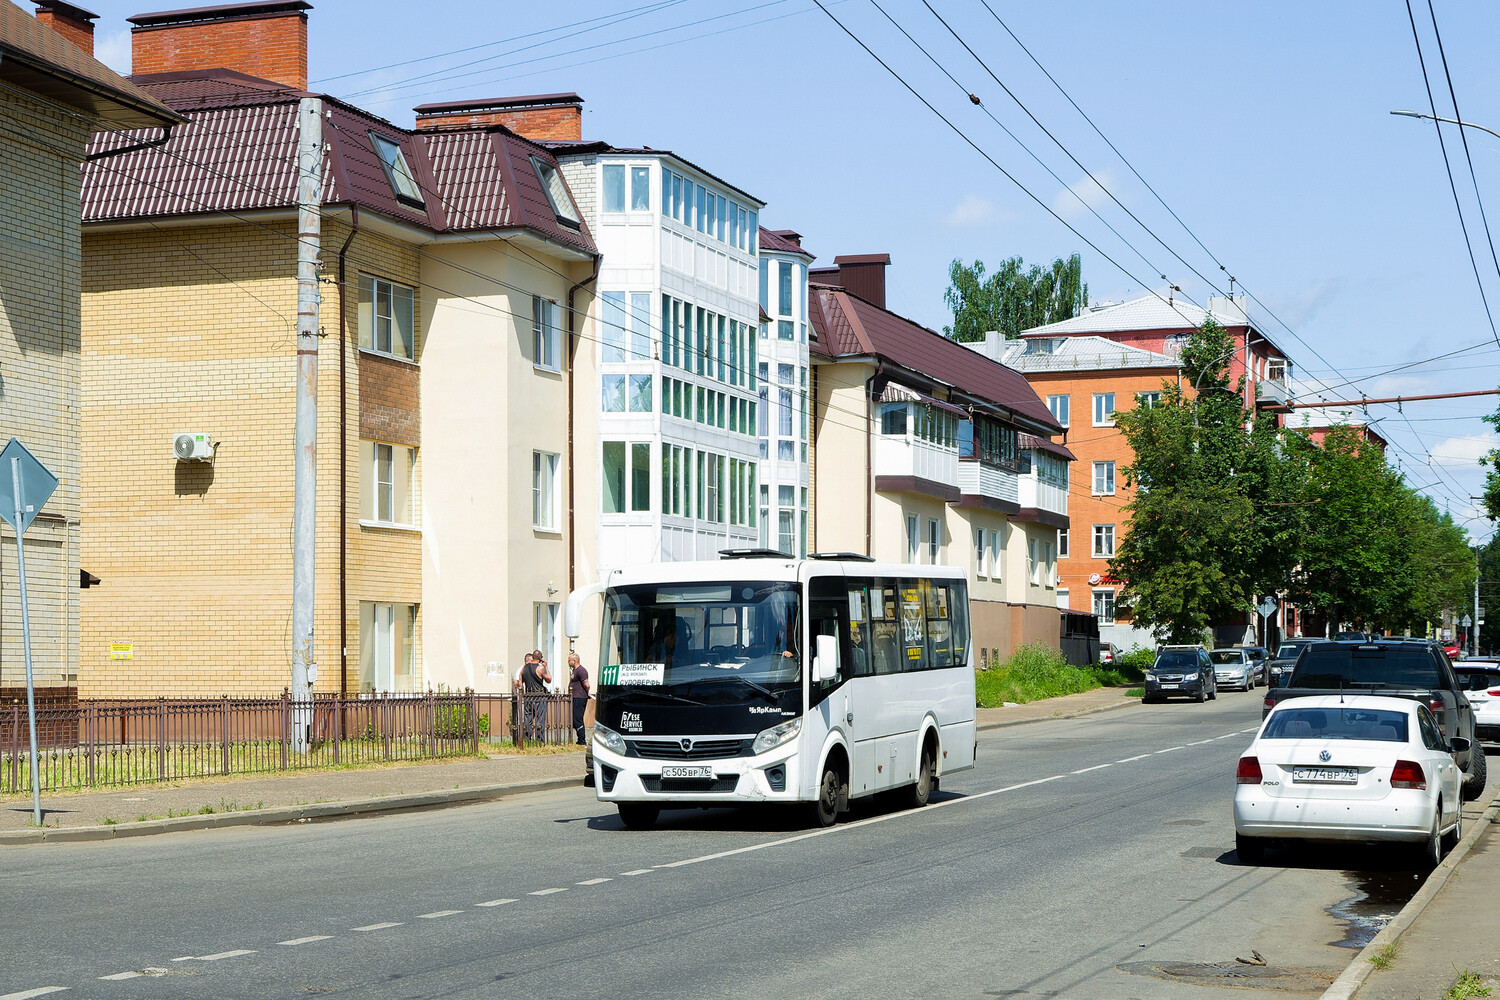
591, 741, 804, 804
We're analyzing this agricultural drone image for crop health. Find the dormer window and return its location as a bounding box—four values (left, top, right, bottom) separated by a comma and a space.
531, 156, 582, 230
369, 133, 424, 208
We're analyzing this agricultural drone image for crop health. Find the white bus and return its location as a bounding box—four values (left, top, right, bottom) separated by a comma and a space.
564, 553, 977, 828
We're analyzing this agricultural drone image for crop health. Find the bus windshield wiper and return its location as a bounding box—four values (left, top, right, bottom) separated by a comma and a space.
618, 688, 706, 706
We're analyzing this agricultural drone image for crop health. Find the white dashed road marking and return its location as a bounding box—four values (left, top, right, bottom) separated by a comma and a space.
198, 950, 255, 962
279, 936, 333, 946
1117, 753, 1151, 763
1071, 763, 1112, 775
528, 888, 568, 896
0, 990, 70, 999
476, 899, 516, 907
98, 973, 141, 981
418, 911, 461, 919
576, 878, 612, 886
620, 869, 653, 876
352, 923, 403, 932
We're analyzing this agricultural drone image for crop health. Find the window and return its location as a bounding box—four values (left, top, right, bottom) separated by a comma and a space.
602, 164, 625, 212
759, 263, 769, 310
1047, 394, 1070, 427
990, 527, 1004, 581
1043, 541, 1056, 588
778, 387, 793, 437
881, 403, 908, 436
1093, 524, 1116, 558
778, 319, 794, 341
632, 442, 651, 512
360, 440, 415, 526
532, 451, 559, 530
531, 156, 581, 228
1058, 528, 1069, 558
1056, 588, 1069, 610
928, 518, 940, 565
974, 527, 988, 577
630, 292, 652, 360
601, 374, 625, 412
629, 374, 653, 412
1092, 461, 1115, 496
906, 514, 919, 563
1093, 392, 1116, 427
359, 602, 417, 693
535, 603, 560, 679
532, 295, 560, 371
1137, 391, 1161, 409
602, 442, 653, 515
779, 261, 793, 316
358, 275, 415, 361
704, 452, 723, 523
369, 133, 423, 207
631, 166, 650, 210
1092, 588, 1116, 624
1028, 537, 1040, 584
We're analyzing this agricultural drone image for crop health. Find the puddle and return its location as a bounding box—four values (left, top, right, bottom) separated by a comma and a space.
1327, 868, 1424, 949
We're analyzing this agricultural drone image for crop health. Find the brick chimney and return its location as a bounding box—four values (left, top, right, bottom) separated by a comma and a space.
809, 254, 891, 309
413, 94, 583, 141
128, 1, 312, 90
33, 1, 97, 54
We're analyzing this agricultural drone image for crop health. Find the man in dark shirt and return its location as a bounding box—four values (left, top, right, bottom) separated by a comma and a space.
568, 652, 590, 745
521, 650, 550, 741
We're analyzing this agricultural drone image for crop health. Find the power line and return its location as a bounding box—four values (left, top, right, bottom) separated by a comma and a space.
1404, 0, 1500, 346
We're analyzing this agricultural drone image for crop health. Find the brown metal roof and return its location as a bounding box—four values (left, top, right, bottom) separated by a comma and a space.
758, 226, 814, 260
1019, 433, 1076, 461
126, 1, 310, 27
0, 0, 178, 129
79, 69, 595, 255
809, 284, 1061, 434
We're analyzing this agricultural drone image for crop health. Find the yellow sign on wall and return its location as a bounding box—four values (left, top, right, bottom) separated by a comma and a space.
109, 641, 133, 660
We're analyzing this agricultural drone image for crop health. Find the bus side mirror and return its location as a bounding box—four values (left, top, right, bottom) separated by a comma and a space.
813, 634, 839, 683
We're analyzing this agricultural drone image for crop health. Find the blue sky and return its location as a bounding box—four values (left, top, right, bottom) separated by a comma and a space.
80, 0, 1500, 543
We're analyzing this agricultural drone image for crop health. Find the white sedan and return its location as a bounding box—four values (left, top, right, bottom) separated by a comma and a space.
1234, 694, 1466, 867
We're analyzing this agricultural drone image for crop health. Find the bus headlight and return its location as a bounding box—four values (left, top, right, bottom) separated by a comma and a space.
752, 718, 802, 755
594, 722, 626, 754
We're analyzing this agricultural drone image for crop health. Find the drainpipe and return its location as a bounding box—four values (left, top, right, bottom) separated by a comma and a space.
336, 206, 359, 698
865, 360, 884, 557
566, 257, 601, 596
84, 126, 175, 161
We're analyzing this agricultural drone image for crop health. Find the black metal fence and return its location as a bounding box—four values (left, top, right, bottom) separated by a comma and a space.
0, 689, 577, 795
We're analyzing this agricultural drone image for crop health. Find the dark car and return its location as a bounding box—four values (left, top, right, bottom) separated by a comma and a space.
1265, 639, 1487, 800
1266, 638, 1315, 685
1237, 646, 1269, 683
1144, 646, 1217, 703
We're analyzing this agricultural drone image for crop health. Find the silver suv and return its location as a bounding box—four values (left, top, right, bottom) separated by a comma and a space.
1144, 645, 1218, 703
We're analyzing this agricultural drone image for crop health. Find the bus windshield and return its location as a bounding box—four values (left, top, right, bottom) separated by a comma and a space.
598, 581, 803, 710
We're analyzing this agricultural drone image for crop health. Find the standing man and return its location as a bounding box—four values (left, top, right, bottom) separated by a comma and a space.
568, 652, 590, 745
521, 650, 549, 741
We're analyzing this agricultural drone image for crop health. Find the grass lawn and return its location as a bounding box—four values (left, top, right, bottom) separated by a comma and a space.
975, 643, 1134, 708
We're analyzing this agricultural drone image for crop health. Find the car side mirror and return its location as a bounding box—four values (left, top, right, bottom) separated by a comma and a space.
813, 633, 839, 683
1449, 736, 1471, 755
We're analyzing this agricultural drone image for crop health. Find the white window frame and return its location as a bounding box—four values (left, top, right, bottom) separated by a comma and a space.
532, 451, 560, 532
906, 514, 919, 564
1093, 461, 1115, 496
1047, 393, 1070, 428
1092, 392, 1116, 427
533, 295, 561, 372
974, 526, 988, 578
928, 518, 940, 565
1058, 527, 1069, 558
1092, 588, 1116, 625
360, 439, 416, 528
534, 603, 560, 687
358, 274, 416, 362
359, 601, 417, 693
1093, 524, 1116, 558
990, 528, 1004, 581
1028, 537, 1040, 585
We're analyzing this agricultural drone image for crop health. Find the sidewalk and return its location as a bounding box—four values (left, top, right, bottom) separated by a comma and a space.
0, 685, 1142, 843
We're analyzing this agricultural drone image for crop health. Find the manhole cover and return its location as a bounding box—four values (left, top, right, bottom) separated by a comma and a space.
1119, 960, 1335, 991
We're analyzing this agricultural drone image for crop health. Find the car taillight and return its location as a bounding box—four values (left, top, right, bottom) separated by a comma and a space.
1429, 698, 1447, 737
1488, 687, 1500, 698
1263, 694, 1277, 712
1236, 756, 1263, 784
1391, 760, 1427, 790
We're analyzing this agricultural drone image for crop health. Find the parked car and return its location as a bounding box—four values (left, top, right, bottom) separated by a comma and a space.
1210, 648, 1257, 691
1234, 694, 1467, 867
1099, 642, 1120, 667
1454, 658, 1500, 748
1443, 640, 1462, 659
1143, 646, 1217, 703
1263, 639, 1487, 800
1238, 646, 1269, 680
1266, 638, 1315, 686
1334, 631, 1371, 641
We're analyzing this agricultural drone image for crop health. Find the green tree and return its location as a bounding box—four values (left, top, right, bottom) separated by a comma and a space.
1108, 319, 1300, 643
942, 254, 1087, 341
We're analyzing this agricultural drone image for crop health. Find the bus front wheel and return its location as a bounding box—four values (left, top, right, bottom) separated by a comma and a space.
810, 762, 842, 827
617, 803, 659, 829
907, 741, 935, 809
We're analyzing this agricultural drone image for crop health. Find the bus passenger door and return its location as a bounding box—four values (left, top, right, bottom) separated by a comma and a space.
807, 576, 856, 792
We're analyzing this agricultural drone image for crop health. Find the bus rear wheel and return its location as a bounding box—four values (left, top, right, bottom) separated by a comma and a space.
907, 741, 935, 809
810, 762, 842, 828
617, 803, 659, 829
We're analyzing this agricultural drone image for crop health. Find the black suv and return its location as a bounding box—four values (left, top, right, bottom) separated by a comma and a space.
1143, 646, 1217, 703
1265, 639, 1487, 800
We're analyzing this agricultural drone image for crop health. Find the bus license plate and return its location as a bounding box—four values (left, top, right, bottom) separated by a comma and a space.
661, 766, 714, 780
1293, 767, 1358, 784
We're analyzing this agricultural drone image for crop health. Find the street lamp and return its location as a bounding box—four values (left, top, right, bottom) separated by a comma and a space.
1391, 109, 1500, 142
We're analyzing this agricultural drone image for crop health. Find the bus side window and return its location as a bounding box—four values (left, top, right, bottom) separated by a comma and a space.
899, 579, 928, 671
869, 578, 901, 675
949, 580, 971, 666
847, 580, 872, 677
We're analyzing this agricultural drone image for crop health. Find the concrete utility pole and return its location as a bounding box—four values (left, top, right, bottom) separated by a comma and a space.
291, 97, 323, 750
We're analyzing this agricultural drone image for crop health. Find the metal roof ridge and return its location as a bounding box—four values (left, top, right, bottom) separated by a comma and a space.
833, 289, 875, 355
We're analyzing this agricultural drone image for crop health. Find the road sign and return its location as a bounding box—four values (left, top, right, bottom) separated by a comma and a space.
1258, 597, 1278, 618
0, 438, 57, 533
1, 438, 58, 828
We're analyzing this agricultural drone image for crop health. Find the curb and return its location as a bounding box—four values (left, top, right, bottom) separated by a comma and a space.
1318, 786, 1500, 1000
0, 775, 584, 845
976, 695, 1141, 732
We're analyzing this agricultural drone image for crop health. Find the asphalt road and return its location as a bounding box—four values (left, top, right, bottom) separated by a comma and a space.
0, 692, 1432, 999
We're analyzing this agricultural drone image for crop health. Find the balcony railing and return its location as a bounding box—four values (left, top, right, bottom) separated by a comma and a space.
1019, 473, 1068, 516
874, 436, 958, 488
957, 460, 1019, 506
1255, 377, 1291, 408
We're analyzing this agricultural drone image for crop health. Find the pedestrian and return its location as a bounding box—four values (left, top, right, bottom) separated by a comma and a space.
568, 651, 590, 745
521, 650, 549, 742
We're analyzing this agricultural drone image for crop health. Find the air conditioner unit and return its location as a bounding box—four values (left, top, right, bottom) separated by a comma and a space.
172, 433, 214, 461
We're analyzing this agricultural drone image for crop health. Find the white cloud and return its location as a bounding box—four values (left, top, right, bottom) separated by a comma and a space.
1367, 374, 1442, 397
1053, 169, 1117, 219
1428, 432, 1500, 468
943, 195, 995, 227
95, 29, 131, 76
